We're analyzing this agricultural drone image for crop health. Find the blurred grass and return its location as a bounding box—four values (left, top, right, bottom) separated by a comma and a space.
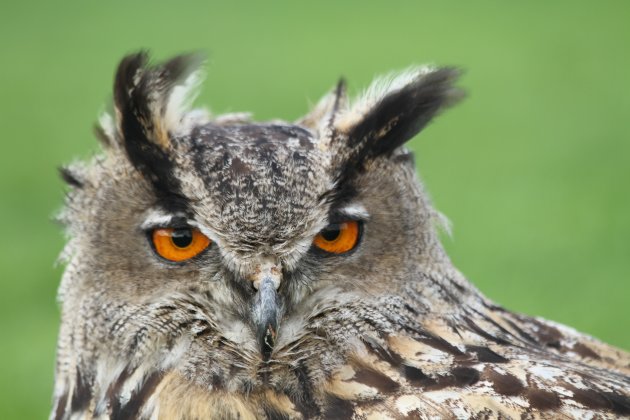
0, 0, 628, 417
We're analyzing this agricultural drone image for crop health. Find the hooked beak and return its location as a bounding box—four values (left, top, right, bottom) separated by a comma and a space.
250, 262, 281, 360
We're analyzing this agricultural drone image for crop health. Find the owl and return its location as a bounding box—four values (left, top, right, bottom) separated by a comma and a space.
52, 52, 630, 419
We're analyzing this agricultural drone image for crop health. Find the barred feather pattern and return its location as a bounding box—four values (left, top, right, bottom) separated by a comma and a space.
52, 268, 630, 418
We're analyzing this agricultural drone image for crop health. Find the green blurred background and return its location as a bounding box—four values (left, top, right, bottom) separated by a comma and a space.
1, 0, 629, 417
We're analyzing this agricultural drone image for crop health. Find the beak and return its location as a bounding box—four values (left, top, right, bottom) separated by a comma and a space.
250, 263, 281, 360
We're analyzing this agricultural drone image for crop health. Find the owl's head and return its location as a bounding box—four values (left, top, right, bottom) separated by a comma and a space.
56, 52, 462, 410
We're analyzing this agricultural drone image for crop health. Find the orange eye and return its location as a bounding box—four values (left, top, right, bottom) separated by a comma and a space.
151, 227, 211, 262
313, 220, 361, 254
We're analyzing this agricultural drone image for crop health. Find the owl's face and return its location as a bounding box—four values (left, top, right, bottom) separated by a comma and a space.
56, 53, 460, 406
55, 53, 630, 420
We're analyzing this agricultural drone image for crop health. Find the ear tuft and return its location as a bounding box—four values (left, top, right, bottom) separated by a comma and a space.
113, 51, 205, 150
107, 51, 205, 196
330, 66, 463, 170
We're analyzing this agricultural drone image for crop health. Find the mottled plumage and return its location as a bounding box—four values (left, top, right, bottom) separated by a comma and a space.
52, 52, 630, 419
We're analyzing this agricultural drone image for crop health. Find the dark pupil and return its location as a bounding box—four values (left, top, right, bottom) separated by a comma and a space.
171, 228, 193, 248
321, 224, 341, 241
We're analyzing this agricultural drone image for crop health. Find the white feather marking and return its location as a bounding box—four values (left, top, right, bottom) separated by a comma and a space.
286, 137, 301, 148
140, 210, 225, 246
180, 108, 212, 131
93, 359, 128, 414
338, 203, 370, 220
528, 365, 564, 381
422, 389, 462, 403
164, 68, 206, 137
119, 362, 154, 405
141, 211, 181, 229
214, 112, 252, 125
98, 112, 118, 144
433, 210, 453, 237
160, 336, 192, 370
394, 395, 426, 416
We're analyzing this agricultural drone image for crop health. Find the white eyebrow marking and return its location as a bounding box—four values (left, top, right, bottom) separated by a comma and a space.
338, 203, 370, 219
141, 209, 224, 245
140, 210, 182, 229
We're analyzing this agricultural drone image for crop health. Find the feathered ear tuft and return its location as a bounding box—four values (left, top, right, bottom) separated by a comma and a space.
330, 66, 463, 169
104, 51, 205, 196
112, 51, 205, 150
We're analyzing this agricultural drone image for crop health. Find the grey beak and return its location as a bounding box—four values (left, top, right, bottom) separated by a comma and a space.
252, 277, 279, 360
